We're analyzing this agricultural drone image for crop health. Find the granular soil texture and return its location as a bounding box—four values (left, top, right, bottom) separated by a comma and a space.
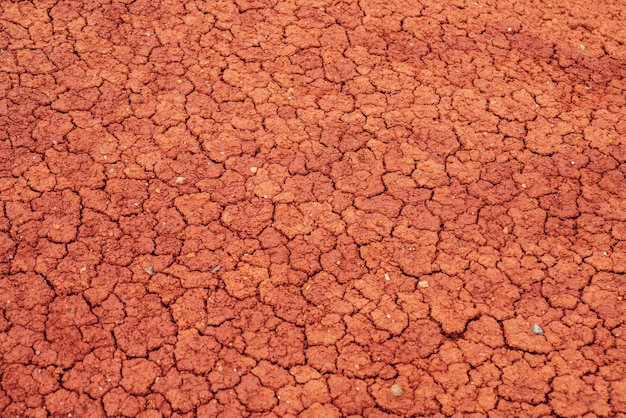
1, 0, 626, 417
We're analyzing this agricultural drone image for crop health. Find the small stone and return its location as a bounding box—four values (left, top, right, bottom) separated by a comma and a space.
35, 350, 41, 356
418, 280, 429, 288
390, 384, 403, 397
176, 176, 185, 184
531, 322, 544, 335
144, 266, 154, 275
384, 273, 391, 281
250, 166, 258, 173
186, 252, 196, 258
211, 265, 221, 273
503, 226, 509, 234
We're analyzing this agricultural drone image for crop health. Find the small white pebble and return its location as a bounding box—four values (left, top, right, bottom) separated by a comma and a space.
250, 166, 257, 173
418, 280, 429, 288
176, 176, 185, 184
384, 273, 390, 281
531, 322, 544, 335
391, 384, 403, 397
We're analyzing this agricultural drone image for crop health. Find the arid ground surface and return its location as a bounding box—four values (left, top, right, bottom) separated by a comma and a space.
1, 0, 626, 417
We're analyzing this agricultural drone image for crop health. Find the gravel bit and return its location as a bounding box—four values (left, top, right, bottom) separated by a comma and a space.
531, 322, 544, 335
390, 384, 403, 397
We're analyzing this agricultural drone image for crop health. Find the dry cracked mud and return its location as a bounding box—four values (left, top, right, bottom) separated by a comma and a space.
1, 0, 626, 417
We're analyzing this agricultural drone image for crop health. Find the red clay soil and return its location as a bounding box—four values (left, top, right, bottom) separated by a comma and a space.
1, 0, 626, 417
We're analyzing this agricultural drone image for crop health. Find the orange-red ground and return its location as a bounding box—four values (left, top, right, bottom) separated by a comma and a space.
1, 0, 626, 416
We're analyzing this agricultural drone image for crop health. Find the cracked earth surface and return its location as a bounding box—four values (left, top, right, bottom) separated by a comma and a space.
1, 0, 626, 417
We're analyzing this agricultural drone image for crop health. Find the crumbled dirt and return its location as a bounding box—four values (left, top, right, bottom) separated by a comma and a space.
1, 0, 626, 417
